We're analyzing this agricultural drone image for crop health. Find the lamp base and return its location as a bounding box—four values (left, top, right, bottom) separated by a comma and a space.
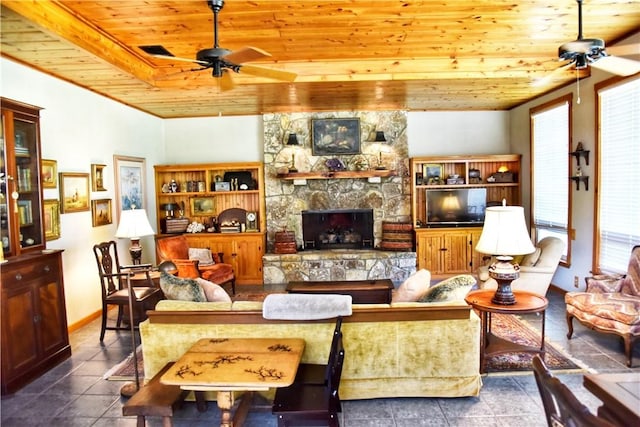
488, 256, 520, 305
129, 239, 143, 265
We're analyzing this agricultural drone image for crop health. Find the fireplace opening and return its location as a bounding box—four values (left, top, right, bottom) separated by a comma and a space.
301, 209, 374, 250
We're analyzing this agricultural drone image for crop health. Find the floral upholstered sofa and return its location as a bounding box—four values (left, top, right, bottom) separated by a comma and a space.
139, 273, 482, 400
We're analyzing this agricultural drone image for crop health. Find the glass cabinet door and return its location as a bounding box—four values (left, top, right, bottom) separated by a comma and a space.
1, 98, 44, 257
0, 116, 11, 255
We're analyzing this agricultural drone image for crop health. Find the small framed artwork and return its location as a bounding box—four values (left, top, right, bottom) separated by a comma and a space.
91, 164, 107, 191
91, 198, 112, 227
312, 118, 361, 156
114, 155, 146, 221
190, 197, 216, 216
423, 164, 443, 185
41, 159, 57, 188
59, 172, 90, 213
43, 199, 61, 240
214, 181, 231, 192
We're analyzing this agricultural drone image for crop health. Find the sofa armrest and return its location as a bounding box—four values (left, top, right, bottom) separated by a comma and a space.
585, 274, 625, 293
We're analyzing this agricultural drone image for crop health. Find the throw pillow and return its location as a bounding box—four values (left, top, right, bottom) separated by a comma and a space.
160, 272, 206, 302
188, 247, 215, 266
520, 247, 541, 267
195, 277, 232, 302
419, 274, 476, 303
392, 269, 432, 303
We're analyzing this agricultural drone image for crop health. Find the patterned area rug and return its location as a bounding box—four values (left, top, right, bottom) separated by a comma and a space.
104, 347, 144, 381
485, 313, 588, 374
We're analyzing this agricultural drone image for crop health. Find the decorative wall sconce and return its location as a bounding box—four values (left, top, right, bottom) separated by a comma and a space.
286, 133, 299, 173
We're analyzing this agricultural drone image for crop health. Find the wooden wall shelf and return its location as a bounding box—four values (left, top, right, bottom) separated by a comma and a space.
277, 170, 396, 180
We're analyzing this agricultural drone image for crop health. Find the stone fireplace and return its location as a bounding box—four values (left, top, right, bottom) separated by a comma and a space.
302, 209, 374, 250
261, 111, 416, 284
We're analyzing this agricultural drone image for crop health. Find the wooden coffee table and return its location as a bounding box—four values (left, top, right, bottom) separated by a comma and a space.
584, 373, 640, 426
286, 279, 394, 304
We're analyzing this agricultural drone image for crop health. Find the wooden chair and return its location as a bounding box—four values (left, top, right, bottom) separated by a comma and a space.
93, 241, 162, 341
156, 234, 235, 295
532, 356, 615, 427
272, 334, 345, 426
294, 317, 343, 386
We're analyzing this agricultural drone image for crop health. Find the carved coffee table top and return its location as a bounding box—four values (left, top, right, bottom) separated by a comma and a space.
161, 338, 305, 391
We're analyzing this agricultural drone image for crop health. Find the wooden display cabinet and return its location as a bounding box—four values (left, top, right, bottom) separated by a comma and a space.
410, 155, 521, 274
154, 162, 266, 284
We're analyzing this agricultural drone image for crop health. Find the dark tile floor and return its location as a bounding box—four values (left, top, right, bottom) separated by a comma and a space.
2, 289, 639, 426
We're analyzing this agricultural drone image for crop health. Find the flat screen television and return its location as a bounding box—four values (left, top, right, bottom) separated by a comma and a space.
426, 188, 487, 226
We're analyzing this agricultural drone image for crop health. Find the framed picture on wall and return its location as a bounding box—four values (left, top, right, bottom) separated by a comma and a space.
41, 159, 57, 189
311, 118, 361, 156
59, 172, 90, 213
114, 155, 146, 221
91, 198, 112, 227
43, 199, 61, 240
91, 163, 107, 191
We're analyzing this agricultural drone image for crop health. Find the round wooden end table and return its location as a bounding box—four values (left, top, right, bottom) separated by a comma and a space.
465, 289, 549, 374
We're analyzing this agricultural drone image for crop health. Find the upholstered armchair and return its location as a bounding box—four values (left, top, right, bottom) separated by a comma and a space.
477, 236, 565, 296
565, 245, 640, 367
156, 235, 235, 295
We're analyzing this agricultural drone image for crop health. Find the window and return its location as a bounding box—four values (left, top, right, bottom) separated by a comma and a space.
595, 76, 640, 274
530, 94, 572, 264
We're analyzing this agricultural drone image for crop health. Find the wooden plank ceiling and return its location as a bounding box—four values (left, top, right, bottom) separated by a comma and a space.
1, 0, 638, 118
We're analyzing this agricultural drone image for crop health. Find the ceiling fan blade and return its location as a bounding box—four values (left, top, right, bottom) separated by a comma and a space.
241, 64, 297, 82
606, 43, 640, 58
219, 70, 235, 91
223, 46, 271, 64
591, 56, 640, 76
139, 45, 208, 65
532, 61, 574, 87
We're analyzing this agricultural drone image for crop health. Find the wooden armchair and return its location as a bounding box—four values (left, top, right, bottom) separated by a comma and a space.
156, 235, 235, 295
565, 245, 640, 367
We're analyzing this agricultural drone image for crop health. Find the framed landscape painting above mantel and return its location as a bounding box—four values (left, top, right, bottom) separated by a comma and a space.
312, 118, 361, 156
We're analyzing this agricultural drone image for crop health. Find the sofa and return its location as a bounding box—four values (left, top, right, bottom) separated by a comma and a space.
139, 298, 482, 400
477, 236, 565, 296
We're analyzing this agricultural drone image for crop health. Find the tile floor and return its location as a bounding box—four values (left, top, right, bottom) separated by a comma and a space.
2, 289, 639, 426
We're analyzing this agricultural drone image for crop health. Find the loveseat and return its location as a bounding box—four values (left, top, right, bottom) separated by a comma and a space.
139, 298, 482, 400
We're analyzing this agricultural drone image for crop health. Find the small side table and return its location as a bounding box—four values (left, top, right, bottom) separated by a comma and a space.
129, 270, 161, 288
465, 289, 548, 374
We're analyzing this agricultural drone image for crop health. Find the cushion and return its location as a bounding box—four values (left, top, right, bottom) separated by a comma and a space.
159, 272, 206, 302
188, 247, 215, 266
520, 247, 541, 267
262, 294, 352, 320
195, 277, 231, 302
419, 274, 476, 303
392, 269, 432, 303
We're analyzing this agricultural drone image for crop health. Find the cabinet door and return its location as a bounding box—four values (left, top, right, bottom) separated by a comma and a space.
37, 277, 68, 356
416, 232, 445, 274
1, 284, 39, 377
469, 229, 485, 273
234, 236, 264, 284
443, 231, 473, 273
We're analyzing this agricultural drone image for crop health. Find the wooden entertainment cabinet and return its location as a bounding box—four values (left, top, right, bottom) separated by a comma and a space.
153, 162, 266, 284
410, 155, 521, 274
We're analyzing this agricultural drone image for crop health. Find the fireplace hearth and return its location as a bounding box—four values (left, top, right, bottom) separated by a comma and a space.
302, 209, 374, 250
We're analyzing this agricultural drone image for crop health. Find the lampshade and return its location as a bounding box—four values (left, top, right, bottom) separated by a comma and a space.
373, 131, 387, 142
286, 133, 299, 145
115, 209, 155, 239
475, 206, 535, 256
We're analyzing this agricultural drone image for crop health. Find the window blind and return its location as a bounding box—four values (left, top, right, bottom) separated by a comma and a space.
598, 77, 640, 273
531, 100, 569, 256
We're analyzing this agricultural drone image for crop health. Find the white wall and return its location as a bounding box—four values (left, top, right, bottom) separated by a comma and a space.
1, 59, 164, 326
164, 116, 263, 163
509, 31, 640, 292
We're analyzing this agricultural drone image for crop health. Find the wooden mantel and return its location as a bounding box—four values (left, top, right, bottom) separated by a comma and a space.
277, 170, 397, 180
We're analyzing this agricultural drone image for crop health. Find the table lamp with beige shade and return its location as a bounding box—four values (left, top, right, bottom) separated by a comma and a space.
475, 202, 535, 305
115, 207, 155, 265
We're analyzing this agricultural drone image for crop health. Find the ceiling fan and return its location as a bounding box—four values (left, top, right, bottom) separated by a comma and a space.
557, 0, 640, 76
139, 0, 296, 89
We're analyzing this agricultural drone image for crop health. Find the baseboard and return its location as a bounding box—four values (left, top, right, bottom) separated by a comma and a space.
67, 309, 102, 334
